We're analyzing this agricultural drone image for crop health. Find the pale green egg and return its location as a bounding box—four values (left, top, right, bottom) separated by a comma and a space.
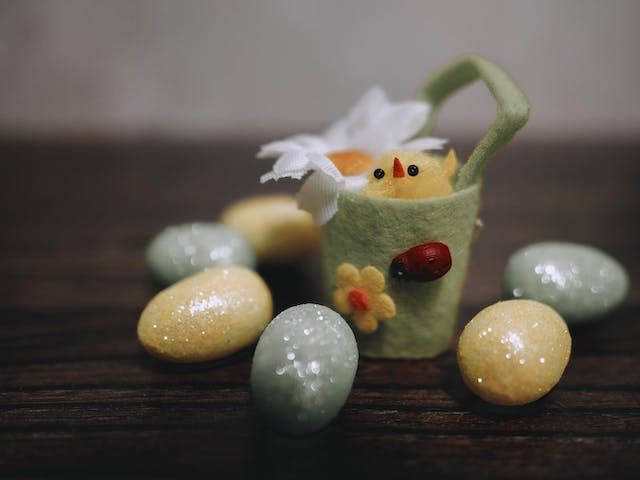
250, 304, 358, 435
504, 242, 629, 323
146, 222, 256, 286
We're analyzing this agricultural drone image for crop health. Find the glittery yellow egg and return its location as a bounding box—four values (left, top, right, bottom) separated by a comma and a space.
138, 266, 273, 363
220, 195, 320, 263
457, 299, 571, 406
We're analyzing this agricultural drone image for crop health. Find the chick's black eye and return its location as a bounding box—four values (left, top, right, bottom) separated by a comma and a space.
408, 164, 419, 176
373, 168, 385, 179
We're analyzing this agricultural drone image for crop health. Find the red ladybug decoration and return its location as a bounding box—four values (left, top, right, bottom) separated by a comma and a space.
389, 242, 452, 282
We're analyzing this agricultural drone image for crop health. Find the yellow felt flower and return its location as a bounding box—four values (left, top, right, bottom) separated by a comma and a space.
333, 263, 396, 334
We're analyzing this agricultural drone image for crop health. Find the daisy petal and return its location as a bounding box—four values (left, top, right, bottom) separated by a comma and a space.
286, 134, 330, 152
296, 170, 341, 225
374, 101, 430, 145
347, 127, 391, 154
259, 172, 275, 183
257, 140, 304, 159
307, 153, 344, 182
287, 169, 315, 180
324, 86, 390, 149
351, 86, 389, 114
343, 174, 369, 191
400, 136, 448, 151
260, 168, 311, 184
343, 86, 390, 133
322, 117, 349, 147
272, 150, 310, 176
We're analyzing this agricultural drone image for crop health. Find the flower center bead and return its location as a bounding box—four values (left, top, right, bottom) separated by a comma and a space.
328, 150, 374, 176
347, 287, 371, 311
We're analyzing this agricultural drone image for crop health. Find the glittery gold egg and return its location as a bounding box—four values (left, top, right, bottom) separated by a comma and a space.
220, 195, 320, 263
138, 266, 273, 363
457, 299, 571, 406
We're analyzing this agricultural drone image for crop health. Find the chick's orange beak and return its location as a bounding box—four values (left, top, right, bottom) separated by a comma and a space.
393, 157, 405, 178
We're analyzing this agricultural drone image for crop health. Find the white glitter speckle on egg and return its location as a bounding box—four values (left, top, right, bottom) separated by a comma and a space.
250, 304, 358, 435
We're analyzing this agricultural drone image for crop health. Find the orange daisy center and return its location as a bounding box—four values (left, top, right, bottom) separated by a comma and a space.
328, 150, 374, 176
347, 287, 371, 311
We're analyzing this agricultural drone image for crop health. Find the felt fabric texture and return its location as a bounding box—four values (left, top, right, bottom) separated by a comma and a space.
322, 185, 481, 358
419, 54, 530, 190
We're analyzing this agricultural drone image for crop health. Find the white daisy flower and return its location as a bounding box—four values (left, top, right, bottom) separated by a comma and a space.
258, 86, 446, 224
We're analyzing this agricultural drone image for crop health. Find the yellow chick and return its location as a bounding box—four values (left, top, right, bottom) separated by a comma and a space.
364, 149, 458, 199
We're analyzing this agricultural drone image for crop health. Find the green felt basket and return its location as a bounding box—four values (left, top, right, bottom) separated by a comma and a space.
322, 54, 530, 359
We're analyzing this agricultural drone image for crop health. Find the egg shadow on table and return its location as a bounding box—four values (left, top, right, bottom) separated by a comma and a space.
566, 310, 627, 355
146, 273, 173, 294
247, 413, 353, 479
136, 345, 254, 374
441, 351, 547, 419
258, 258, 323, 314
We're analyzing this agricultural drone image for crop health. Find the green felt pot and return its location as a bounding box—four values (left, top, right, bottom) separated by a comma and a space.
321, 54, 530, 358
322, 185, 481, 358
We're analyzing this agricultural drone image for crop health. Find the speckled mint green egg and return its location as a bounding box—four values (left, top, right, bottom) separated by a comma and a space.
504, 242, 629, 323
250, 304, 358, 435
146, 223, 256, 286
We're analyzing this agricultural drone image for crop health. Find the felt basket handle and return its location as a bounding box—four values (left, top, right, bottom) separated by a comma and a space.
419, 54, 530, 189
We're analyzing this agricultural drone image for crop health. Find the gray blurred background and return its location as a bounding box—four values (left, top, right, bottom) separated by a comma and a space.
1, 0, 639, 141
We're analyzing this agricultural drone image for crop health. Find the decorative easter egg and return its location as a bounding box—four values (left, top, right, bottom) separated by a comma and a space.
504, 242, 629, 323
457, 300, 571, 406
146, 222, 255, 285
250, 304, 358, 435
220, 195, 320, 262
389, 241, 452, 282
138, 267, 272, 363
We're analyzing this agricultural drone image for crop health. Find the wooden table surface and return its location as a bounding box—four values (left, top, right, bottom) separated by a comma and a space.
1, 138, 639, 478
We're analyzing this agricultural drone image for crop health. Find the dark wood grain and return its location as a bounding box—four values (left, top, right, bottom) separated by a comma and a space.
1, 138, 639, 479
